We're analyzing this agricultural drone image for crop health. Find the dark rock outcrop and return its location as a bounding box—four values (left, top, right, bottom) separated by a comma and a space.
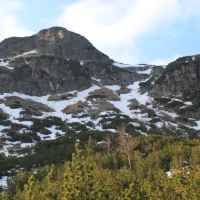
0, 27, 153, 96
151, 55, 200, 97
0, 57, 92, 96
139, 80, 153, 94
0, 27, 111, 62
150, 66, 165, 76
84, 61, 149, 87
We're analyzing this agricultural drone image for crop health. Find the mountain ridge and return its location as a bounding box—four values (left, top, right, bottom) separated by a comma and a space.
0, 26, 111, 62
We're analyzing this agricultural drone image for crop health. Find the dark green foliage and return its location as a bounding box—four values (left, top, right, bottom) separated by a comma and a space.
2, 135, 200, 199
2, 128, 34, 143
40, 128, 51, 135
85, 121, 94, 127
0, 120, 12, 126
0, 135, 75, 177
178, 100, 200, 114
29, 136, 75, 167
29, 132, 41, 141
100, 114, 133, 129
150, 117, 161, 123
0, 112, 7, 121
175, 116, 191, 123
165, 100, 185, 109
69, 122, 88, 132
148, 127, 162, 135
146, 109, 156, 118
30, 119, 44, 132
88, 94, 107, 99
10, 101, 22, 109
135, 124, 148, 133
181, 87, 200, 101
20, 108, 43, 116
154, 97, 171, 105
108, 107, 121, 114
29, 117, 66, 133
77, 130, 114, 144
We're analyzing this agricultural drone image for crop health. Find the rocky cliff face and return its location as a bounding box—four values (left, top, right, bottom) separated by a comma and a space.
83, 61, 149, 87
150, 55, 200, 119
151, 55, 200, 97
0, 27, 111, 62
0, 57, 151, 96
0, 27, 153, 96
0, 56, 92, 96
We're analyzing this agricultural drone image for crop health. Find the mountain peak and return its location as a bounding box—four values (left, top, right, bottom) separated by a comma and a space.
0, 26, 111, 62
37, 27, 69, 40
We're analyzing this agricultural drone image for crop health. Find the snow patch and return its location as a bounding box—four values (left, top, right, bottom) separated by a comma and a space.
92, 77, 101, 82
0, 59, 14, 70
112, 62, 133, 68
137, 68, 152, 75
80, 61, 84, 66
15, 50, 38, 58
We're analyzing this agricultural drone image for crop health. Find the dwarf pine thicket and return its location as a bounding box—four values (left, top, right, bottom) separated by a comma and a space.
1, 125, 200, 199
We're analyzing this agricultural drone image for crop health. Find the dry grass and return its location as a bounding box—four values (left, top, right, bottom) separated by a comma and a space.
88, 87, 120, 101
127, 99, 140, 110
0, 96, 55, 112
48, 92, 77, 101
62, 101, 88, 114
116, 87, 131, 95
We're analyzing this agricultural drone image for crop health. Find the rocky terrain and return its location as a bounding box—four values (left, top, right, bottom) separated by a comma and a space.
1, 27, 200, 184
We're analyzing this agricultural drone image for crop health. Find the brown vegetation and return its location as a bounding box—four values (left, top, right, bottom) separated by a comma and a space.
62, 101, 88, 114
127, 98, 140, 110
88, 87, 120, 101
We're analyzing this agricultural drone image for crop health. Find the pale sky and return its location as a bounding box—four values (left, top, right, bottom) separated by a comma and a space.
0, 0, 200, 65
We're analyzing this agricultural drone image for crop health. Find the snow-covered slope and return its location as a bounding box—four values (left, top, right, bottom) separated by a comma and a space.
0, 65, 200, 158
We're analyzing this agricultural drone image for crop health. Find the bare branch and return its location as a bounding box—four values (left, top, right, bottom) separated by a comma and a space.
117, 124, 138, 169
102, 136, 113, 154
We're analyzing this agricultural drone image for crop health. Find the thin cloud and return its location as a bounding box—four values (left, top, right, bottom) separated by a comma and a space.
150, 55, 182, 66
0, 1, 33, 41
56, 0, 200, 64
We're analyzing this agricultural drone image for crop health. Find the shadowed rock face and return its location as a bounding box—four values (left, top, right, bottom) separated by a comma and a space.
0, 57, 151, 96
0, 27, 161, 96
0, 27, 111, 62
151, 56, 200, 97
0, 57, 92, 96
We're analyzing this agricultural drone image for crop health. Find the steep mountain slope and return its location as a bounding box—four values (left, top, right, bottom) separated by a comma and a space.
152, 55, 200, 96
0, 27, 150, 96
1, 27, 200, 183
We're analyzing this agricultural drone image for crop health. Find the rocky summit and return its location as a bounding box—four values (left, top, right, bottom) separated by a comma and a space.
0, 27, 111, 62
